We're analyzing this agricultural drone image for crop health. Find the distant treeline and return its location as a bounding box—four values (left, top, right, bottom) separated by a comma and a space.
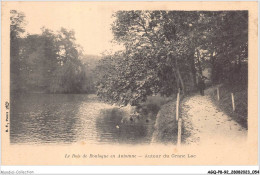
10, 10, 96, 94
95, 11, 248, 105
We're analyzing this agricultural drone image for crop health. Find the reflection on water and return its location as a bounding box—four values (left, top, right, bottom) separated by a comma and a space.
10, 93, 154, 145
96, 108, 154, 144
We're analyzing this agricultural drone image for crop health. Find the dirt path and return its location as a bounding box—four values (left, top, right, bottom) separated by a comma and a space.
181, 87, 247, 146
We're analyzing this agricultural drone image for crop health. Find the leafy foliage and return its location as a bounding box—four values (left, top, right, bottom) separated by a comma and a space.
96, 11, 248, 105
10, 11, 95, 94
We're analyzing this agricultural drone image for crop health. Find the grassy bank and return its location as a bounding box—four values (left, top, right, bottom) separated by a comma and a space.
152, 94, 183, 144
210, 84, 248, 129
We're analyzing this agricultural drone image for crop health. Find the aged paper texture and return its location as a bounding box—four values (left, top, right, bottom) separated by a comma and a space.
1, 1, 258, 165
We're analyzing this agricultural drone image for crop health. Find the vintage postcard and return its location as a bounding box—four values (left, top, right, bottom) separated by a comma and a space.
1, 1, 258, 166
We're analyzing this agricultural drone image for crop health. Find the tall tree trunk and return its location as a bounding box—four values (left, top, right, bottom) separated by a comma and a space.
189, 53, 197, 90
176, 68, 185, 94
175, 57, 185, 94
210, 52, 217, 84
173, 69, 179, 90
196, 49, 203, 76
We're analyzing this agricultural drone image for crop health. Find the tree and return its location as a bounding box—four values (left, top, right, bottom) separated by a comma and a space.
112, 11, 205, 94
98, 11, 199, 103
198, 11, 248, 84
97, 10, 248, 105
12, 17, 90, 93
49, 28, 87, 93
10, 10, 26, 92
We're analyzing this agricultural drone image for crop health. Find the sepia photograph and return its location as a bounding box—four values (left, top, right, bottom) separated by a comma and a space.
9, 9, 248, 145
1, 1, 258, 167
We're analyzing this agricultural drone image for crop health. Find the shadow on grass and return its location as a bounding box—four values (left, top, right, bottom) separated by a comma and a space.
210, 84, 248, 129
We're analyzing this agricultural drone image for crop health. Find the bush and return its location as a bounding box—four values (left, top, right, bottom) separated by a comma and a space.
136, 95, 173, 119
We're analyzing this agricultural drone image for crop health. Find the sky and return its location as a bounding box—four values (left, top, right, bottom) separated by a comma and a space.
10, 3, 123, 56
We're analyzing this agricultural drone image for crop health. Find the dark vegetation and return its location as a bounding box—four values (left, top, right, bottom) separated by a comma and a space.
210, 61, 248, 129
210, 85, 248, 129
136, 95, 173, 120
95, 11, 248, 107
11, 9, 248, 142
10, 10, 98, 94
94, 11, 248, 141
11, 10, 248, 102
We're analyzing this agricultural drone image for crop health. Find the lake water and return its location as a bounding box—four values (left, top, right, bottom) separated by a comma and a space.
10, 94, 155, 145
